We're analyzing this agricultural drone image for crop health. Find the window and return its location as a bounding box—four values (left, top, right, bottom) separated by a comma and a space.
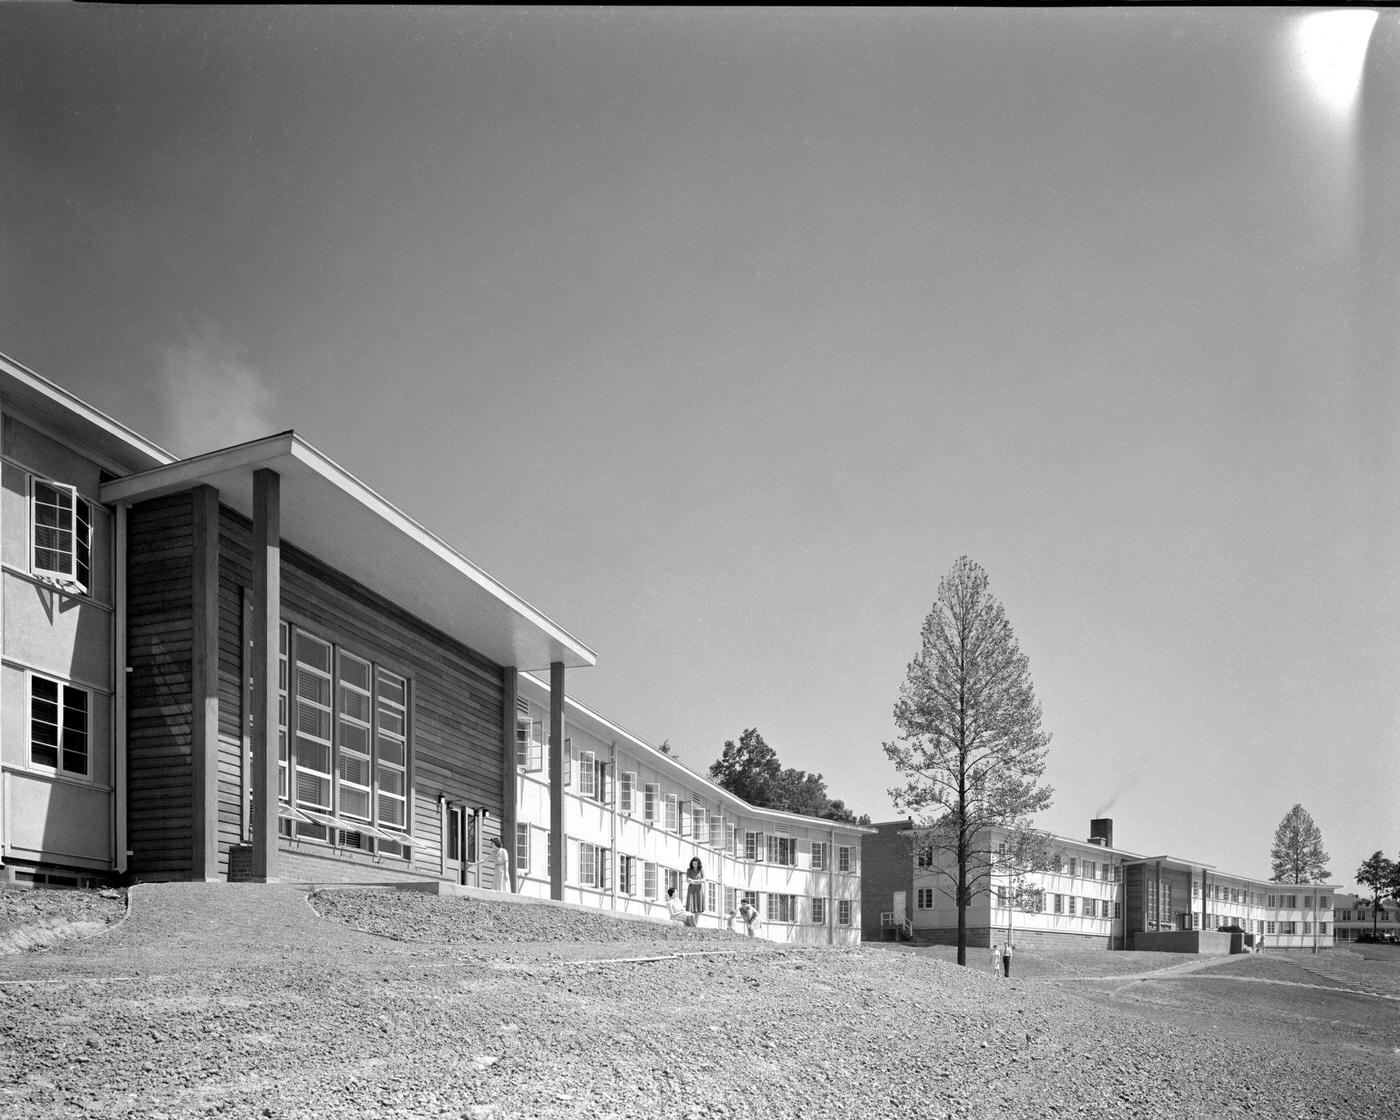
811, 841, 827, 870
1279, 921, 1296, 935
767, 894, 796, 923
916, 847, 934, 868
1266, 921, 1276, 934
619, 855, 636, 894
31, 479, 92, 593
745, 831, 762, 861
1320, 896, 1331, 910
1053, 894, 1063, 915
1114, 902, 1122, 919
707, 882, 718, 913
644, 861, 658, 900
1285, 895, 1298, 909
281, 625, 410, 852
577, 747, 596, 798
644, 783, 659, 823
995, 887, 1006, 906
30, 674, 89, 777
811, 898, 827, 924
1302, 921, 1312, 935
1068, 897, 1077, 916
665, 867, 683, 897
514, 701, 542, 770
766, 835, 798, 866
578, 842, 598, 888
664, 794, 679, 832
838, 900, 852, 926
620, 772, 635, 814
1319, 922, 1328, 935
917, 888, 934, 909
515, 823, 531, 875
1068, 857, 1078, 877
1303, 896, 1313, 910
838, 845, 852, 873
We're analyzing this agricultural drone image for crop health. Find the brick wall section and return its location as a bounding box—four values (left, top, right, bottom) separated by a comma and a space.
914, 926, 1118, 951
276, 846, 444, 886
860, 818, 913, 941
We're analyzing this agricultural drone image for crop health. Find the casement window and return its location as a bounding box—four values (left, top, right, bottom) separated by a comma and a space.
578, 842, 598, 888
1068, 858, 1078, 877
1279, 921, 1296, 935
1302, 921, 1312, 935
664, 794, 679, 832
1319, 922, 1328, 935
811, 898, 827, 925
1087, 861, 1097, 881
1285, 895, 1298, 909
838, 846, 852, 873
916, 847, 934, 868
29, 673, 89, 777
278, 623, 289, 799
679, 800, 691, 837
766, 835, 798, 866
1053, 894, 1063, 914
745, 831, 762, 861
811, 842, 828, 871
838, 899, 852, 926
1320, 896, 1331, 910
515, 823, 531, 875
1114, 902, 1121, 919
577, 748, 596, 798
1266, 921, 1276, 934
739, 890, 759, 911
1067, 897, 1077, 917
31, 479, 92, 593
1303, 896, 1313, 910
644, 783, 659, 823
693, 806, 709, 845
723, 887, 737, 915
729, 825, 740, 858
767, 894, 796, 923
916, 888, 934, 909
618, 855, 634, 894
707, 883, 718, 913
1267, 894, 1277, 908
562, 737, 572, 786
644, 861, 658, 900
665, 867, 683, 897
280, 624, 411, 854
620, 772, 636, 814
995, 887, 1007, 906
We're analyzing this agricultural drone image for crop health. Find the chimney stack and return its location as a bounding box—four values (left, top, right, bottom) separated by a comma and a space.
1089, 818, 1113, 849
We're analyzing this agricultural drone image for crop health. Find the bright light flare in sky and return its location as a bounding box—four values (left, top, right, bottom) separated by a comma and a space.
1292, 10, 1378, 119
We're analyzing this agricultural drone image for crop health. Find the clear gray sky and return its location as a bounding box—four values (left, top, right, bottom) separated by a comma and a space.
3, 7, 1397, 883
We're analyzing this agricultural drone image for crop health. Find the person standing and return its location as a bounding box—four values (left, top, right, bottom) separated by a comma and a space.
490, 836, 512, 892
737, 896, 758, 938
1002, 942, 1014, 978
991, 943, 1001, 978
685, 856, 706, 919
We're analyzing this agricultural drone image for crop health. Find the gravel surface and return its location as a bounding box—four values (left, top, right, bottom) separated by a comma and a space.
1, 883, 1396, 1119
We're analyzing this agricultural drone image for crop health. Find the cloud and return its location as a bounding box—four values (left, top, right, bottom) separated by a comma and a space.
156, 328, 277, 456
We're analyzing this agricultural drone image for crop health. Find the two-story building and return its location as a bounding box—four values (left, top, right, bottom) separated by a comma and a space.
511, 672, 868, 945
865, 816, 1336, 953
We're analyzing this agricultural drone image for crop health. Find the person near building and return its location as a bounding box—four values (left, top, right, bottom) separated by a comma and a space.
991, 943, 1001, 978
1002, 942, 1014, 978
685, 856, 706, 918
667, 887, 697, 928
737, 896, 759, 937
490, 837, 512, 892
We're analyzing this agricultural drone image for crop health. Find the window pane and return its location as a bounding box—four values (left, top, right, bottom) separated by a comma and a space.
296, 771, 331, 809
297, 736, 331, 776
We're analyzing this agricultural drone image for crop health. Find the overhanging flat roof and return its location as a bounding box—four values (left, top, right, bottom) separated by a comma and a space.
101, 432, 596, 672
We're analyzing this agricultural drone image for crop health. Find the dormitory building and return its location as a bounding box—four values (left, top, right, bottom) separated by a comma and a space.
863, 817, 1339, 953
0, 353, 866, 946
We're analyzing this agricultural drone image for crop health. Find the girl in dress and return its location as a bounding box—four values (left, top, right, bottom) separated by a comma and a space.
685, 856, 705, 917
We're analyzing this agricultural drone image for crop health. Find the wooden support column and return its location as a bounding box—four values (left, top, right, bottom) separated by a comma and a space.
190, 485, 222, 881
500, 669, 518, 893
250, 469, 281, 882
549, 660, 565, 901
1201, 869, 1208, 932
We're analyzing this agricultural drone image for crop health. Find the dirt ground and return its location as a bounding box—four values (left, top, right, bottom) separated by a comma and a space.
2, 885, 1397, 1119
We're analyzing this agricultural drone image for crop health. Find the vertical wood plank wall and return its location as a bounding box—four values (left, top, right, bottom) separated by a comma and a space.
216, 508, 508, 881
127, 493, 511, 881
126, 494, 196, 879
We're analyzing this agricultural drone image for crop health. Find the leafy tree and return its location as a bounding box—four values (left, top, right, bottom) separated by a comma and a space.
1355, 851, 1398, 939
884, 556, 1053, 966
709, 728, 868, 824
1269, 804, 1331, 883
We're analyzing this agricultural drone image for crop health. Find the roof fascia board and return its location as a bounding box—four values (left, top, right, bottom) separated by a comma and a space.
98, 432, 297, 504
0, 352, 175, 468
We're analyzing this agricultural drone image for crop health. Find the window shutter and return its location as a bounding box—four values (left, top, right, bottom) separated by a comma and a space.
599, 848, 611, 892
756, 833, 766, 862
680, 801, 691, 837
563, 737, 573, 786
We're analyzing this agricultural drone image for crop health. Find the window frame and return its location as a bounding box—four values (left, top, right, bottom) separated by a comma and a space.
28, 671, 91, 779
30, 478, 93, 594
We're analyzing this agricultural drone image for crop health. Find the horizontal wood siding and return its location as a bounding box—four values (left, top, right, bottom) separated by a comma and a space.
215, 509, 507, 882
126, 494, 195, 879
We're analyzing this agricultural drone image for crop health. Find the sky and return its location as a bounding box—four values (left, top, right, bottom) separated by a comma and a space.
2, 7, 1397, 886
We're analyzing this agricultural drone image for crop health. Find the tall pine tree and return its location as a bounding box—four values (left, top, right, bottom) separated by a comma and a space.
1269, 803, 1331, 883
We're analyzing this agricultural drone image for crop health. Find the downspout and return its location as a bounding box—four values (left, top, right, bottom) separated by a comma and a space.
114, 502, 129, 876
609, 741, 617, 912
828, 827, 835, 946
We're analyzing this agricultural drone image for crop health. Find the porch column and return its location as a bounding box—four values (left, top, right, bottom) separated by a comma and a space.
549, 660, 565, 901
500, 669, 518, 892
250, 469, 281, 881
1201, 869, 1208, 931
1154, 860, 1162, 931
190, 485, 221, 880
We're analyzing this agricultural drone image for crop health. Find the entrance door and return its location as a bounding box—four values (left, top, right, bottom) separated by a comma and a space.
445, 805, 467, 885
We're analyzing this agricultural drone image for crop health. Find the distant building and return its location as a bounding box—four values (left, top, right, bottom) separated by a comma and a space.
1332, 893, 1400, 943
864, 816, 1337, 953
